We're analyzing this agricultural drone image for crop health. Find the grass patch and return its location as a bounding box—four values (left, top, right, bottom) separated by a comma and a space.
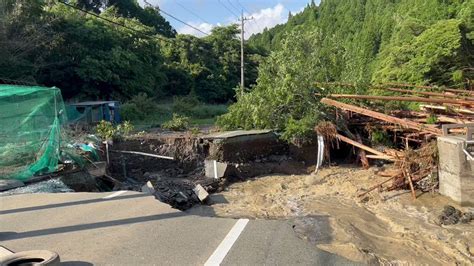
121, 95, 227, 130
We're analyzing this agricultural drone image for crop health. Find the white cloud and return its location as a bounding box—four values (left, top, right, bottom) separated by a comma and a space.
177, 3, 304, 39
177, 22, 216, 37
243, 4, 287, 39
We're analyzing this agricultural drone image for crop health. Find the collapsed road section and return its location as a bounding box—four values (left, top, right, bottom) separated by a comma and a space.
106, 130, 317, 210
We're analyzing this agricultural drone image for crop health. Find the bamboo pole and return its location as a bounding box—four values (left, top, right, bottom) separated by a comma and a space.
383, 87, 474, 101
321, 98, 443, 135
420, 105, 474, 115
404, 169, 417, 200
110, 150, 174, 160
335, 133, 394, 158
324, 94, 474, 107
357, 175, 399, 198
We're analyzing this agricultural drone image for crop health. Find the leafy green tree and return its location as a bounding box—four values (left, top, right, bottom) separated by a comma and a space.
218, 30, 327, 141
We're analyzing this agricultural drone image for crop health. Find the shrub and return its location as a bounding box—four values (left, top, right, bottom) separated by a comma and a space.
96, 120, 116, 140
172, 95, 201, 116
96, 120, 134, 140
162, 113, 190, 131
426, 115, 438, 124
120, 93, 157, 121
117, 121, 134, 136
121, 103, 144, 121
370, 129, 391, 146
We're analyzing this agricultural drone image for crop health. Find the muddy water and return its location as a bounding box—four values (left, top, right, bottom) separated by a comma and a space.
200, 166, 474, 264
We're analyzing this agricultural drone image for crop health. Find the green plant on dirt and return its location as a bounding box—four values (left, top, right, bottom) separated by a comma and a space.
96, 120, 116, 140
162, 113, 190, 131
190, 127, 200, 136
370, 129, 391, 146
426, 115, 438, 124
117, 121, 134, 136
96, 120, 135, 140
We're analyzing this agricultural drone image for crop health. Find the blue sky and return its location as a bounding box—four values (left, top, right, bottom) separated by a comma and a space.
140, 1, 319, 38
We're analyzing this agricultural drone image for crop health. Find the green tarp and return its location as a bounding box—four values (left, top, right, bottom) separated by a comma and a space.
0, 85, 66, 180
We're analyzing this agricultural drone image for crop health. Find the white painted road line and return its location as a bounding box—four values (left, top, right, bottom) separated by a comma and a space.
204, 219, 249, 266
102, 190, 127, 199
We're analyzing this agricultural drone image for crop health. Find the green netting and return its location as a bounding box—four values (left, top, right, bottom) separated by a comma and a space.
0, 85, 66, 180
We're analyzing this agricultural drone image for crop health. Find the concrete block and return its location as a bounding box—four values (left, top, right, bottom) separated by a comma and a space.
0, 179, 24, 191
205, 160, 228, 179
437, 136, 467, 174
193, 184, 209, 202
141, 181, 155, 194
439, 171, 462, 202
438, 136, 474, 205
461, 175, 474, 206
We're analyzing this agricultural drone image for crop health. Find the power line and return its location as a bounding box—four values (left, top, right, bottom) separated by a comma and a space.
58, 1, 174, 43
175, 1, 211, 25
235, 0, 262, 35
143, 0, 209, 36
236, 0, 251, 14
229, 0, 257, 34
226, 0, 240, 13
218, 0, 239, 21
159, 8, 209, 36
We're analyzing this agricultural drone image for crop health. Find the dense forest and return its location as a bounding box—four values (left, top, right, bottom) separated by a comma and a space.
219, 0, 474, 140
0, 0, 261, 103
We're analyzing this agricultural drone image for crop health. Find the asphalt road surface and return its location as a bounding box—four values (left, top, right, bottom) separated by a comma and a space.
0, 191, 356, 265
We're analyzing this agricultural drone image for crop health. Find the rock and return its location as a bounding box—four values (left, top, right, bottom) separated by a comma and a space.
0, 179, 24, 191
460, 212, 473, 224
153, 179, 200, 210
438, 205, 465, 225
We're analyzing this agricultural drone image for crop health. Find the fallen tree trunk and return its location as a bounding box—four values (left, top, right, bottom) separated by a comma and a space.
324, 94, 474, 107
320, 98, 443, 135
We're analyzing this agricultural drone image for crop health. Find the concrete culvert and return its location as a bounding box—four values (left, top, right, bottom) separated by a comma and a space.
0, 250, 60, 266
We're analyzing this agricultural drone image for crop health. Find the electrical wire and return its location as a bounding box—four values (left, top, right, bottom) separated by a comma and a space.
235, 0, 262, 34
175, 1, 211, 25
158, 8, 209, 36
218, 0, 239, 21
236, 0, 251, 14
143, 0, 209, 36
226, 0, 241, 14
58, 1, 174, 43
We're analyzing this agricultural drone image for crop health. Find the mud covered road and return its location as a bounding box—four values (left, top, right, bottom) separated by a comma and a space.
190, 166, 474, 264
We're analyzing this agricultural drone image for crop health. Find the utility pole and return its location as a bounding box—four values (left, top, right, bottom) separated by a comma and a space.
239, 10, 252, 96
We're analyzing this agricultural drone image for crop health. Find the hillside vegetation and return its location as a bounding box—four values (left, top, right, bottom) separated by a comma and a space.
219, 0, 474, 140
0, 0, 262, 103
